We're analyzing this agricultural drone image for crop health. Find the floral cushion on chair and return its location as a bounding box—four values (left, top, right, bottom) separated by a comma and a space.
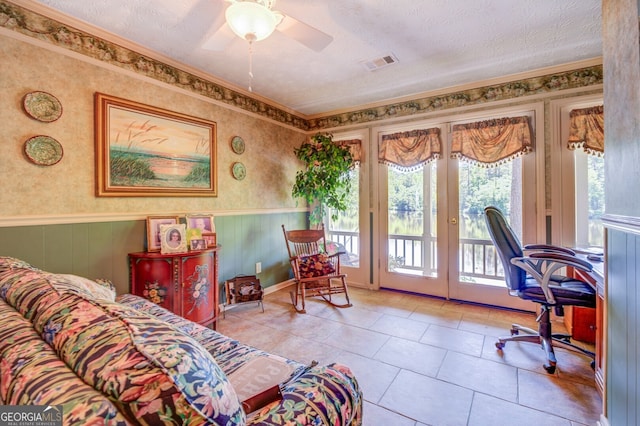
298, 253, 336, 278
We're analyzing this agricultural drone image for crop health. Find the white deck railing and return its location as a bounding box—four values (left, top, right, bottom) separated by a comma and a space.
328, 230, 505, 280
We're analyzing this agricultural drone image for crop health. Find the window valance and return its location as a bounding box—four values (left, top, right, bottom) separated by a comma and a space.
567, 105, 604, 157
336, 139, 362, 165
378, 128, 442, 171
451, 116, 533, 167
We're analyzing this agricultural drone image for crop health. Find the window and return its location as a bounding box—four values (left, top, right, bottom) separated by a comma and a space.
327, 166, 360, 267
568, 104, 604, 249
574, 150, 605, 248
551, 97, 604, 251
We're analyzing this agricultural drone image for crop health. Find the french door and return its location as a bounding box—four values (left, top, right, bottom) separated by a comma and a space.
376, 107, 543, 310
446, 154, 537, 309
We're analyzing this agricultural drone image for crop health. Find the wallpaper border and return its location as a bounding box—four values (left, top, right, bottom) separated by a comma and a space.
1, 1, 602, 131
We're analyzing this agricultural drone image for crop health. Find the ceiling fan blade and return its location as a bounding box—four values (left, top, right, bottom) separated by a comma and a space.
276, 14, 333, 52
201, 22, 236, 51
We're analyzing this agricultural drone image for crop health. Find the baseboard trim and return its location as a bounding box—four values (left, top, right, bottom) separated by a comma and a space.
264, 279, 296, 295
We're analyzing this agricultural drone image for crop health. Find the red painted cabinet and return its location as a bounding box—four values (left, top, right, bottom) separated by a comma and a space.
128, 248, 220, 329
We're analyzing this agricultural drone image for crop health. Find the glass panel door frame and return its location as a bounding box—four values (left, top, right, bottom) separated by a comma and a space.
372, 120, 450, 297
370, 102, 546, 310
446, 103, 546, 309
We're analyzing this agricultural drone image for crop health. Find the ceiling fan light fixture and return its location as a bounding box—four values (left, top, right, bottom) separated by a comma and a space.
225, 1, 278, 42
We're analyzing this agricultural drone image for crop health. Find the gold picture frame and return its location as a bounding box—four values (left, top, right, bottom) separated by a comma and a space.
146, 215, 179, 252
185, 214, 216, 233
95, 92, 217, 197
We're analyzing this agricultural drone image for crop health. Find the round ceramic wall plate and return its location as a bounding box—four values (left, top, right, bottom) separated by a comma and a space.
24, 135, 63, 166
232, 162, 246, 180
231, 136, 245, 154
23, 91, 63, 122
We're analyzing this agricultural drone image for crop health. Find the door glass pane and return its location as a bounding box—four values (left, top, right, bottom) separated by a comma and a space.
327, 166, 360, 267
458, 157, 522, 286
387, 162, 438, 277
575, 151, 605, 248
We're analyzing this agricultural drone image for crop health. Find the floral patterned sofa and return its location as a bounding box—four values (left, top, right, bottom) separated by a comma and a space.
0, 257, 362, 425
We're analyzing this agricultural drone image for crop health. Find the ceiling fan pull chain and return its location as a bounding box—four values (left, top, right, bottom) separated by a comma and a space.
248, 39, 254, 92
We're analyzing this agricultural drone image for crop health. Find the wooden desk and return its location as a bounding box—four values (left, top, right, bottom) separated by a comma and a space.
567, 256, 605, 397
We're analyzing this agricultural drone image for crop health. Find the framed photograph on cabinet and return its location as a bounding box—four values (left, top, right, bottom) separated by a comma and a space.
202, 232, 217, 248
190, 239, 207, 251
160, 224, 187, 254
95, 92, 217, 197
147, 216, 179, 252
186, 214, 215, 233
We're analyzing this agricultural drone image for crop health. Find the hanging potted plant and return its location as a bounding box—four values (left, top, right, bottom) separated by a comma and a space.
292, 133, 354, 226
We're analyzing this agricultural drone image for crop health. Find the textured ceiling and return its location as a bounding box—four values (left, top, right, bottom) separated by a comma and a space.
27, 0, 602, 116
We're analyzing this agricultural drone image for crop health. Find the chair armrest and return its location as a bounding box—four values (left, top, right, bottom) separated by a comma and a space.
512, 252, 593, 305
524, 244, 576, 256
321, 252, 344, 270
528, 251, 593, 272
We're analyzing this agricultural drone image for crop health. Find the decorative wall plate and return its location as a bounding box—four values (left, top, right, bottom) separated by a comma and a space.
232, 162, 246, 180
24, 135, 63, 166
231, 136, 245, 154
23, 91, 63, 122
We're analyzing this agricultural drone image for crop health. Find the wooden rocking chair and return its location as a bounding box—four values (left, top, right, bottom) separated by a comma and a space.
282, 224, 353, 313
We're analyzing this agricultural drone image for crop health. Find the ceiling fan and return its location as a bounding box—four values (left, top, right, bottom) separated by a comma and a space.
202, 0, 333, 52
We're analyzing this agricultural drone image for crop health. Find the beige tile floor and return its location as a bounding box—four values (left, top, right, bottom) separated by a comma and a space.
217, 286, 601, 426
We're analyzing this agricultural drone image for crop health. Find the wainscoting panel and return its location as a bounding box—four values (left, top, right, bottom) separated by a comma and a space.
606, 226, 640, 426
214, 212, 307, 290
0, 211, 307, 296
0, 220, 145, 294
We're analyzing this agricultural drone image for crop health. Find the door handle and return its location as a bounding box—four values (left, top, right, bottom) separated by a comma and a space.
450, 217, 458, 225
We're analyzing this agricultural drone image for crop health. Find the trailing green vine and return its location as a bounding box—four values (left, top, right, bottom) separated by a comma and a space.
292, 133, 354, 225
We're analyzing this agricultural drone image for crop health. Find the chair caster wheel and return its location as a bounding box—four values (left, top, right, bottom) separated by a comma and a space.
495, 341, 505, 350
510, 328, 519, 336
544, 364, 556, 374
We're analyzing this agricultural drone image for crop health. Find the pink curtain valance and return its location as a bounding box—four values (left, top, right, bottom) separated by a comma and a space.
336, 139, 362, 164
378, 128, 442, 171
567, 105, 604, 157
450, 116, 533, 167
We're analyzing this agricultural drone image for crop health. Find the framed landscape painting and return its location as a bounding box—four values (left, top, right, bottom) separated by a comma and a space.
95, 92, 217, 197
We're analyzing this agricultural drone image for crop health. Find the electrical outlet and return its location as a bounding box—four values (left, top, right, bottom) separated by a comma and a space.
255, 262, 262, 274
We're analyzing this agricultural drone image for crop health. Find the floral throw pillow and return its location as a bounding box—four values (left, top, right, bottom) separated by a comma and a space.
298, 253, 336, 278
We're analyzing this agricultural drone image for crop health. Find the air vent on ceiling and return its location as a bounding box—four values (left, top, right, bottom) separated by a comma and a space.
360, 53, 399, 71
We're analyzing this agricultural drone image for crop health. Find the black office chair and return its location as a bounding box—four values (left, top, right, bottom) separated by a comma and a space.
484, 206, 596, 374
